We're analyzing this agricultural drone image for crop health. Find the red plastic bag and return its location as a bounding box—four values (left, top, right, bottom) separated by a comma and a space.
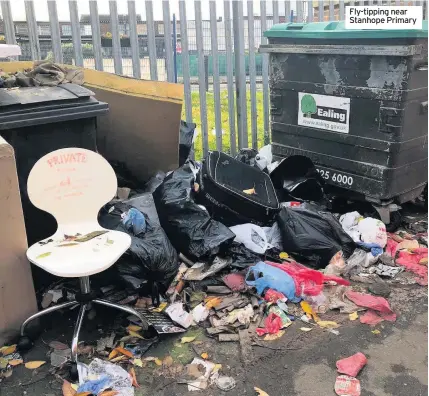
396, 247, 428, 286
266, 261, 350, 297
264, 289, 287, 303
336, 353, 367, 377
256, 313, 282, 336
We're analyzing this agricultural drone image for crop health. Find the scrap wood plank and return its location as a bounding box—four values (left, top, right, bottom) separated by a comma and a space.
239, 329, 254, 366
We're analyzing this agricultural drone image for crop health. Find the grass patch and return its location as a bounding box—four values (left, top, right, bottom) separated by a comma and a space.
181, 90, 268, 160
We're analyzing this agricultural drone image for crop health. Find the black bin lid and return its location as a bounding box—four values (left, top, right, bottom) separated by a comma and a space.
0, 83, 109, 130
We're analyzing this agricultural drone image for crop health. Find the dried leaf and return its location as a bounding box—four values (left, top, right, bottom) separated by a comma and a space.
0, 358, 8, 369
264, 330, 285, 341
127, 325, 142, 332
152, 302, 168, 312
129, 367, 140, 388
110, 355, 127, 363
8, 359, 23, 366
115, 347, 134, 358
0, 345, 16, 356
243, 187, 256, 195
163, 356, 173, 367
201, 352, 209, 360
62, 380, 76, 396
279, 252, 289, 260
127, 330, 144, 340
132, 359, 144, 368
108, 349, 119, 360
154, 358, 162, 366
180, 336, 196, 344
205, 297, 222, 309
349, 312, 359, 321
25, 361, 46, 369
300, 327, 313, 332
372, 329, 381, 335
36, 252, 51, 259
254, 387, 269, 396
317, 321, 339, 329
49, 341, 69, 350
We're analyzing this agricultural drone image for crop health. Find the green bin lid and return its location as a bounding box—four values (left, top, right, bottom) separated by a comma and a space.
264, 21, 428, 39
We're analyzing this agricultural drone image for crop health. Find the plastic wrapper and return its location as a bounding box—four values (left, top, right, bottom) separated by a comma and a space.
153, 162, 235, 260
277, 204, 355, 269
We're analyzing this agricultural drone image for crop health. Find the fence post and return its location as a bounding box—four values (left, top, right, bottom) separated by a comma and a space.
232, 0, 248, 149
47, 0, 63, 64
204, 55, 209, 92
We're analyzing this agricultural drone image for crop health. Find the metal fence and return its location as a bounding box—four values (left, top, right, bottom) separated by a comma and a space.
0, 0, 427, 158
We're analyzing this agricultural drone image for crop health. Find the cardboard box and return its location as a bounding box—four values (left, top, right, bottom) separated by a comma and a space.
0, 137, 37, 345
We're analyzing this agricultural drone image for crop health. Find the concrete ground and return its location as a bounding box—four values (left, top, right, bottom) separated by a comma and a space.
0, 281, 426, 396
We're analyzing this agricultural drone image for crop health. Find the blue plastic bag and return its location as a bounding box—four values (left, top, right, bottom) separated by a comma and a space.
245, 261, 300, 302
121, 208, 147, 235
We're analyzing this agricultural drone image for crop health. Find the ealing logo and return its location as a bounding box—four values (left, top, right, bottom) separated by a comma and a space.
300, 94, 347, 124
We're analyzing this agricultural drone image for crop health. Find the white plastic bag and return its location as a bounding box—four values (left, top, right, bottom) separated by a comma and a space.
358, 217, 387, 248
339, 211, 362, 242
263, 222, 283, 251
229, 224, 272, 254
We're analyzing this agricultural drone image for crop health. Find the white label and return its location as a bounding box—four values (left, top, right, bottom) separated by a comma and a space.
345, 6, 422, 29
298, 93, 350, 134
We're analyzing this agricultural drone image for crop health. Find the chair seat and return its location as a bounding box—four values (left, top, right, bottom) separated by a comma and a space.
27, 228, 131, 278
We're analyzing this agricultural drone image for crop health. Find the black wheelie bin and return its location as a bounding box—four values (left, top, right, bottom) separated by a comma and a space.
0, 83, 108, 245
260, 21, 428, 225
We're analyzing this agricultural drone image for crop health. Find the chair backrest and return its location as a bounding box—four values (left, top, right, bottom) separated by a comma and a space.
27, 148, 117, 226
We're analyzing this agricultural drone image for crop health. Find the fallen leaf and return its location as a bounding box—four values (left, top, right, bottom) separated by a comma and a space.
115, 347, 134, 358
254, 386, 269, 396
279, 252, 289, 260
243, 187, 256, 195
349, 312, 359, 321
163, 356, 173, 367
0, 345, 16, 356
152, 302, 168, 312
108, 349, 119, 360
0, 358, 8, 369
205, 297, 222, 309
36, 252, 51, 259
129, 367, 140, 388
201, 352, 209, 360
180, 336, 196, 344
25, 361, 46, 369
154, 358, 163, 366
132, 359, 144, 368
300, 327, 313, 332
49, 341, 69, 350
372, 329, 381, 335
127, 325, 142, 332
193, 340, 203, 345
8, 359, 23, 366
317, 320, 339, 329
264, 330, 285, 341
143, 356, 157, 362
110, 355, 127, 363
127, 330, 144, 340
62, 380, 76, 396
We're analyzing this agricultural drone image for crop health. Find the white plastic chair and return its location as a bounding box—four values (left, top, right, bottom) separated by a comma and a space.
18, 147, 148, 378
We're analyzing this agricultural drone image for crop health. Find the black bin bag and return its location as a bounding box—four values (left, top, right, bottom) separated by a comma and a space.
153, 161, 235, 260
99, 202, 179, 305
179, 121, 196, 166
277, 204, 355, 269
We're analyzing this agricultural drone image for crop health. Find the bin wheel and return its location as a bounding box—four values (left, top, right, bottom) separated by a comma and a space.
69, 362, 79, 381
385, 211, 402, 233
17, 336, 33, 352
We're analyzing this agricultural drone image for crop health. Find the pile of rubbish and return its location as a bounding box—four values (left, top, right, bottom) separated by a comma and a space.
1, 122, 426, 395
0, 61, 84, 88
